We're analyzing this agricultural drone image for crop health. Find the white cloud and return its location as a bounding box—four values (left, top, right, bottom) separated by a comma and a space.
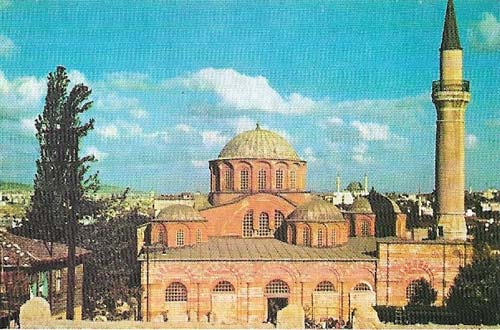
201, 130, 228, 148
0, 35, 14, 57
84, 146, 108, 161
130, 108, 148, 119
191, 160, 207, 168
352, 142, 372, 165
95, 93, 140, 111
0, 71, 46, 116
326, 117, 344, 126
20, 117, 37, 134
175, 123, 193, 133
67, 70, 89, 87
164, 68, 321, 114
351, 121, 389, 141
97, 124, 119, 139
469, 13, 500, 52
303, 147, 317, 163
466, 134, 478, 149
0, 0, 11, 9
232, 117, 256, 133
105, 72, 150, 90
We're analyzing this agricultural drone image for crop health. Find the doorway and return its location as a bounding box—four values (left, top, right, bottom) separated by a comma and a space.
267, 297, 288, 324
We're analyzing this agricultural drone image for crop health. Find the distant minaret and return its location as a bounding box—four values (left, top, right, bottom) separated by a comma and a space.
363, 174, 368, 194
336, 174, 341, 193
432, 0, 470, 241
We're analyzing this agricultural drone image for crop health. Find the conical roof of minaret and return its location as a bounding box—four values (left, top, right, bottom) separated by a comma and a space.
441, 0, 462, 50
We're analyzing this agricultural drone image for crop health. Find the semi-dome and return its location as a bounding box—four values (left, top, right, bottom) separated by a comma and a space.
156, 204, 206, 221
349, 197, 373, 213
218, 124, 300, 160
287, 198, 344, 223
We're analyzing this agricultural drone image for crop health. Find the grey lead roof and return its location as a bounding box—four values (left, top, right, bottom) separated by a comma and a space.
139, 236, 377, 262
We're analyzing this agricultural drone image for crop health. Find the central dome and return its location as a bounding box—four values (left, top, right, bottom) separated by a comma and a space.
218, 124, 300, 160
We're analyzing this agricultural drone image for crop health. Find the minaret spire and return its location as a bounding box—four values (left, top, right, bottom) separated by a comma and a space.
441, 0, 462, 50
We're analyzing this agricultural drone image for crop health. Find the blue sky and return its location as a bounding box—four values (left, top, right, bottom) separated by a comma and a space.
0, 0, 498, 193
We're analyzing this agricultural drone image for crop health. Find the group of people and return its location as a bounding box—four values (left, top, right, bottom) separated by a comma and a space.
305, 317, 353, 329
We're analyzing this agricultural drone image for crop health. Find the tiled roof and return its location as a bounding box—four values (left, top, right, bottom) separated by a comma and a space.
139, 236, 377, 262
155, 204, 206, 222
0, 231, 89, 268
287, 198, 344, 223
218, 124, 300, 161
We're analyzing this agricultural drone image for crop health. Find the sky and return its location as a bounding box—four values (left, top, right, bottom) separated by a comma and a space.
0, 0, 499, 194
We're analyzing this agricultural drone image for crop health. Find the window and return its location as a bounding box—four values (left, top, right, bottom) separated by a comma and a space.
176, 230, 185, 247
353, 283, 371, 291
243, 211, 253, 237
213, 281, 235, 293
275, 169, 284, 190
318, 229, 323, 247
258, 169, 267, 191
240, 169, 249, 191
158, 227, 166, 244
225, 168, 233, 190
289, 171, 296, 190
196, 229, 202, 244
258, 212, 270, 236
55, 270, 62, 292
315, 281, 335, 292
165, 282, 187, 302
302, 227, 311, 246
274, 210, 284, 230
331, 229, 337, 246
406, 281, 418, 302
361, 221, 370, 237
265, 280, 290, 294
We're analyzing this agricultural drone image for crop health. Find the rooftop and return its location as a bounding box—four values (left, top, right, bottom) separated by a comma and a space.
139, 236, 377, 262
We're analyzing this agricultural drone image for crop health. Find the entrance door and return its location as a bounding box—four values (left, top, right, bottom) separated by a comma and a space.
267, 298, 288, 324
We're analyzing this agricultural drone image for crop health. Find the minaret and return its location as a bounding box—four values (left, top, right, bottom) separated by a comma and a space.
432, 0, 470, 240
363, 174, 368, 194
336, 174, 341, 193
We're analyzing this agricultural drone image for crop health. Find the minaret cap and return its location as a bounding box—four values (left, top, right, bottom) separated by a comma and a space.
441, 0, 462, 50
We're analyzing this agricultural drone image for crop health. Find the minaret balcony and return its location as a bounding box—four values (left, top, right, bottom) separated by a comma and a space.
432, 80, 469, 94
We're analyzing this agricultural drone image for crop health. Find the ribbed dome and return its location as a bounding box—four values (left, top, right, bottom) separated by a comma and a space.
156, 204, 206, 221
218, 124, 300, 160
349, 197, 373, 214
287, 199, 344, 223
388, 199, 402, 214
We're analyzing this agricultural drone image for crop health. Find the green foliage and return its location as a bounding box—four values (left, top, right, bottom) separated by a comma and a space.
406, 278, 437, 307
0, 181, 32, 193
24, 66, 97, 244
446, 254, 500, 325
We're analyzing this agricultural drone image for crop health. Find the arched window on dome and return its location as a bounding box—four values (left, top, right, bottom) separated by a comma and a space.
361, 221, 370, 237
258, 212, 270, 236
289, 171, 296, 190
275, 169, 284, 190
318, 228, 323, 247
302, 227, 311, 246
243, 210, 254, 237
176, 229, 185, 247
240, 169, 249, 192
258, 169, 267, 191
225, 168, 233, 191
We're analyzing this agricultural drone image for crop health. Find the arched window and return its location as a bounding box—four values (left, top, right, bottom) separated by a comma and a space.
243, 211, 253, 237
258, 169, 267, 191
240, 169, 249, 191
225, 168, 233, 190
213, 280, 235, 293
196, 229, 202, 244
176, 229, 185, 247
361, 221, 370, 237
318, 229, 323, 247
158, 227, 166, 244
258, 212, 270, 236
265, 280, 290, 295
406, 280, 418, 302
353, 283, 371, 291
315, 281, 335, 292
165, 282, 187, 302
274, 210, 284, 230
275, 169, 284, 190
289, 171, 296, 190
302, 227, 311, 246
331, 229, 336, 246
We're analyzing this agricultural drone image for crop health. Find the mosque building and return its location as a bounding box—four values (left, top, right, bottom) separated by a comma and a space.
137, 0, 473, 325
